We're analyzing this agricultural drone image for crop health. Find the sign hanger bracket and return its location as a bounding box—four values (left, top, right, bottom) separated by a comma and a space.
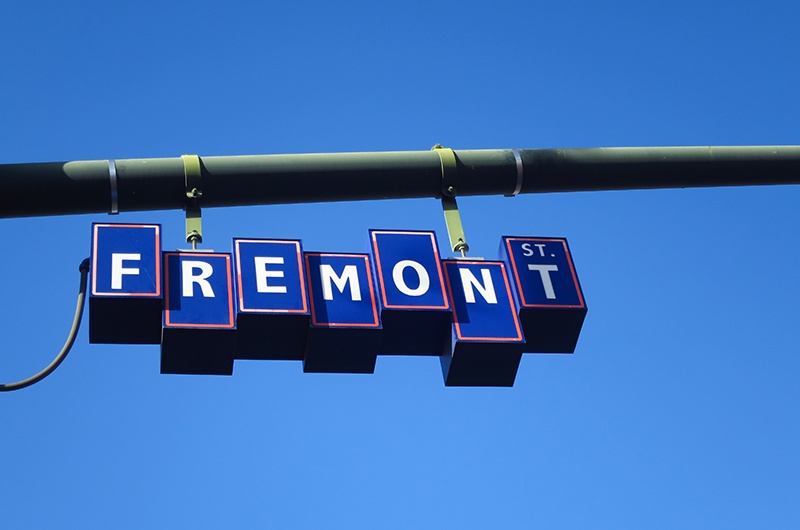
182, 154, 203, 250
433, 144, 469, 257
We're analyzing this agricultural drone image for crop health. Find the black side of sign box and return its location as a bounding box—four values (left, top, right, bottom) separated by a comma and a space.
160, 328, 235, 375
304, 328, 382, 374
89, 297, 163, 344
519, 306, 587, 353
376, 310, 451, 356
235, 313, 310, 360
440, 341, 523, 387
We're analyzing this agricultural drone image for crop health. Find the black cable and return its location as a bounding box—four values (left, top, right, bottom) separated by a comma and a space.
0, 258, 90, 391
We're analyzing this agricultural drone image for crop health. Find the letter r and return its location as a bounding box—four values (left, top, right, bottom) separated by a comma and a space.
182, 260, 216, 297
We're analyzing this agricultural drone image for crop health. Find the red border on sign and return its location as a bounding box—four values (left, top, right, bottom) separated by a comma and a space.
305, 252, 380, 328
164, 252, 235, 329
234, 239, 308, 314
443, 260, 523, 342
91, 223, 162, 297
504, 237, 586, 309
370, 230, 450, 310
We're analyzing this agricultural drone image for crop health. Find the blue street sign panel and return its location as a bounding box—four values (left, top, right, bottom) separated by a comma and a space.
162, 252, 236, 375
233, 239, 310, 360
441, 260, 524, 386
92, 223, 161, 296
370, 230, 449, 311
235, 239, 308, 314
305, 253, 380, 328
304, 252, 381, 373
369, 230, 450, 355
443, 260, 523, 343
500, 236, 587, 353
89, 223, 162, 344
164, 252, 235, 328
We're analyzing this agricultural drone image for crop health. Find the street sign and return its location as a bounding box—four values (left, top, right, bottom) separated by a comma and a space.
161, 252, 235, 375
441, 260, 524, 386
89, 223, 162, 344
303, 252, 381, 373
87, 226, 587, 386
369, 230, 450, 355
500, 236, 586, 353
233, 239, 310, 360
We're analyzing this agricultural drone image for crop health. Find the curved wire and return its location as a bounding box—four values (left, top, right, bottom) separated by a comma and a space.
0, 258, 90, 391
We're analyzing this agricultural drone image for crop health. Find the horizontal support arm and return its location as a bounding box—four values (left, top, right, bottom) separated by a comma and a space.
2, 146, 800, 218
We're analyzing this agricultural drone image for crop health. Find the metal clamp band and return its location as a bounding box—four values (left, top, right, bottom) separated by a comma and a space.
433, 144, 458, 198
108, 159, 119, 214
506, 148, 524, 197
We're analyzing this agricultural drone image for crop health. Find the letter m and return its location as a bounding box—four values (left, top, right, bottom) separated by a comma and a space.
320, 264, 361, 301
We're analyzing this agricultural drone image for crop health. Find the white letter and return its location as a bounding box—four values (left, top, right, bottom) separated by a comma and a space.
534, 243, 547, 257
521, 243, 534, 257
528, 264, 558, 299
182, 261, 215, 297
392, 260, 430, 297
320, 264, 361, 301
255, 256, 287, 294
459, 268, 497, 304
111, 253, 141, 290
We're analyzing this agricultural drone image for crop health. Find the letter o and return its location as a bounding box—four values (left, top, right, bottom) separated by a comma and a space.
392, 260, 430, 297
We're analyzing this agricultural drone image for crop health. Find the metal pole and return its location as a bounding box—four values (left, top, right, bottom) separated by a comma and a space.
2, 146, 800, 219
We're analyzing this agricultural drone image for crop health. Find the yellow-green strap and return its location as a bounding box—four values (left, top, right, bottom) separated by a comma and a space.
182, 154, 203, 246
432, 145, 469, 255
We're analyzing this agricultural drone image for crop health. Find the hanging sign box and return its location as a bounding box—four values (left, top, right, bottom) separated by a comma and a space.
233, 239, 310, 361
441, 260, 524, 387
369, 230, 451, 355
161, 252, 236, 375
500, 236, 587, 353
304, 252, 381, 373
89, 223, 163, 344
88, 223, 588, 386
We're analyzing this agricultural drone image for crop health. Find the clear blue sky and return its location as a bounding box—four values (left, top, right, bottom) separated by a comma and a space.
2, 1, 799, 528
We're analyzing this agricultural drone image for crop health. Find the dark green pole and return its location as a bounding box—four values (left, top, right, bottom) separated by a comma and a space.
2, 146, 800, 218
